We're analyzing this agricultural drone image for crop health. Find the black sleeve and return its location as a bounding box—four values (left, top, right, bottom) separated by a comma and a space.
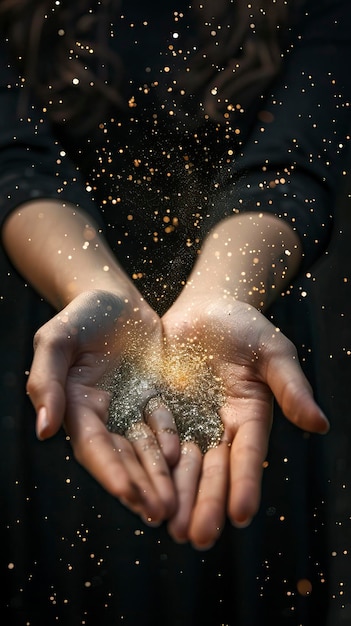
0, 40, 103, 232
212, 0, 351, 269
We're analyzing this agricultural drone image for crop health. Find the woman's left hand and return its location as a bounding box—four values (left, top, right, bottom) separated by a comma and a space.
162, 297, 329, 549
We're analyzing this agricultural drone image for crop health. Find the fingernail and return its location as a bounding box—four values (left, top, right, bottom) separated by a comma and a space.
231, 517, 252, 529
36, 406, 49, 440
319, 411, 330, 434
191, 540, 215, 552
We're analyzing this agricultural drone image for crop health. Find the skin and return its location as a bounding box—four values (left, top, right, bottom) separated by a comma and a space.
2, 201, 329, 544
2, 199, 180, 525
162, 213, 329, 548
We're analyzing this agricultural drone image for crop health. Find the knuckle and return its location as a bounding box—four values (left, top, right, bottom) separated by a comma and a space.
26, 372, 43, 400
141, 435, 160, 452
202, 463, 225, 480
33, 326, 45, 350
33, 324, 59, 352
234, 442, 263, 464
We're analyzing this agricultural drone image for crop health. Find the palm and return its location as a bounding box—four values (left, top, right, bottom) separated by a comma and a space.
162, 298, 328, 548
27, 290, 179, 524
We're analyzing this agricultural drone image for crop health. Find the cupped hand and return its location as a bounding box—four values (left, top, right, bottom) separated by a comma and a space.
27, 290, 180, 524
162, 297, 329, 548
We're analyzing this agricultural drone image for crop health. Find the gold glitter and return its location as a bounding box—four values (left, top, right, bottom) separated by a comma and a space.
144, 395, 164, 414
128, 96, 137, 108
101, 341, 225, 454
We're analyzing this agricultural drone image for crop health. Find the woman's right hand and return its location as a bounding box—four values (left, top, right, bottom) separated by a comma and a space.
26, 290, 180, 525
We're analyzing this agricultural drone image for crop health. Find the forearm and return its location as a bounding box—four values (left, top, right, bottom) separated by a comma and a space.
2, 199, 141, 310
176, 212, 302, 311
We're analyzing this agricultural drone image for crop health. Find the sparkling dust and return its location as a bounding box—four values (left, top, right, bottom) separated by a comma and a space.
101, 342, 225, 454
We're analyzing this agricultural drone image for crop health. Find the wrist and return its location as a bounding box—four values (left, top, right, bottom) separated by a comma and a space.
2, 199, 146, 312
178, 213, 302, 311
57, 261, 142, 310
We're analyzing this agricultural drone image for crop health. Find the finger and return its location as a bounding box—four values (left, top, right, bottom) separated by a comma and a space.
65, 405, 171, 524
227, 415, 271, 527
188, 442, 229, 549
27, 337, 69, 439
167, 442, 202, 543
126, 422, 177, 518
266, 347, 329, 433
144, 398, 180, 467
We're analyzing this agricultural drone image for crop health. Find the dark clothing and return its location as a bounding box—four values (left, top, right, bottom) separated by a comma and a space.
0, 1, 350, 624
1, 0, 350, 283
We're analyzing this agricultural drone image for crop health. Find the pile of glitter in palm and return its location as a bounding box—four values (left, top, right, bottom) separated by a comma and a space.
102, 340, 225, 454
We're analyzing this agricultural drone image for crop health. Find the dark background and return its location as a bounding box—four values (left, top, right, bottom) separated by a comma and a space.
312, 174, 351, 624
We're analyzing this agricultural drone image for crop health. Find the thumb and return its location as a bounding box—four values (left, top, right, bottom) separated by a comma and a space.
27, 331, 70, 440
265, 347, 329, 434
